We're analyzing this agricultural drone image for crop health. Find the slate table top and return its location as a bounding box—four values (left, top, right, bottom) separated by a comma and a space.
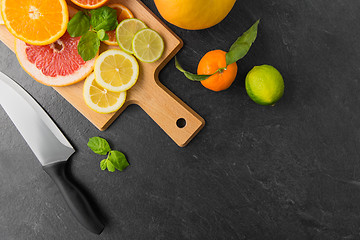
1, 0, 360, 239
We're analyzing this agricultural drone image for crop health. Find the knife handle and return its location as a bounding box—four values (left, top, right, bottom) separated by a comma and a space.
43, 161, 104, 234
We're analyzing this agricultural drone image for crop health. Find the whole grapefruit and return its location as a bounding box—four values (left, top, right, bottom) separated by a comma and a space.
154, 0, 236, 30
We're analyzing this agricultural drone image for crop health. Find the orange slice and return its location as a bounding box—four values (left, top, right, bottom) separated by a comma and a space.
103, 3, 134, 46
1, 0, 68, 45
70, 0, 109, 9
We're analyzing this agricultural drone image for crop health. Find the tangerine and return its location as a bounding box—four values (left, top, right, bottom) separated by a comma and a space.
197, 50, 238, 91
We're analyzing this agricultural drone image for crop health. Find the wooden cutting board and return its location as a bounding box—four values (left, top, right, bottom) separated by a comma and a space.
0, 0, 205, 147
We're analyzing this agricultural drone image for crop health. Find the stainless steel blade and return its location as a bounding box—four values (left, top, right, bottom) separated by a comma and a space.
0, 72, 75, 165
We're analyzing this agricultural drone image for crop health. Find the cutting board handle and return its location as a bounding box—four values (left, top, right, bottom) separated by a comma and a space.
135, 81, 205, 147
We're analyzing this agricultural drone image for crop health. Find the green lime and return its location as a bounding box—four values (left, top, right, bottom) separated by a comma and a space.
132, 28, 164, 63
245, 65, 284, 105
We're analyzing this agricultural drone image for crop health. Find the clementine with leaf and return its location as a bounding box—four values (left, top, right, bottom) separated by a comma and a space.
197, 50, 238, 91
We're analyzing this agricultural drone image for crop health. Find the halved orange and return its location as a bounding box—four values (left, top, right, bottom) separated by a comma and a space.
103, 3, 134, 46
0, 0, 3, 25
1, 0, 68, 45
70, 0, 109, 9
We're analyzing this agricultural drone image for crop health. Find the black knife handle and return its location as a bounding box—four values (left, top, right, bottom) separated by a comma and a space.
43, 161, 104, 234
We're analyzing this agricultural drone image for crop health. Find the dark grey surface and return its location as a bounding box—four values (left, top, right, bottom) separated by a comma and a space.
1, 0, 360, 239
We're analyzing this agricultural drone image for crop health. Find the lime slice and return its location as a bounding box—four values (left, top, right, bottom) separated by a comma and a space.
245, 65, 284, 106
132, 28, 164, 63
94, 49, 139, 92
83, 72, 127, 114
116, 18, 147, 54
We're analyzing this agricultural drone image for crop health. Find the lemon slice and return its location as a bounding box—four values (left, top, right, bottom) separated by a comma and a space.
132, 28, 164, 63
94, 49, 139, 92
116, 18, 147, 54
83, 72, 126, 114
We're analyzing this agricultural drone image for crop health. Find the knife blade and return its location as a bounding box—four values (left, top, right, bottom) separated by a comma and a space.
0, 72, 104, 234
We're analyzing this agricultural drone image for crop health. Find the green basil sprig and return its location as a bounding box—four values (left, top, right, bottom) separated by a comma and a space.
78, 31, 101, 61
90, 7, 118, 31
67, 6, 118, 61
88, 137, 129, 172
176, 19, 260, 81
67, 11, 90, 37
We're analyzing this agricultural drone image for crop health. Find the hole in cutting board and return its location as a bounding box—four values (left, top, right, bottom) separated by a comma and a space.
176, 118, 186, 128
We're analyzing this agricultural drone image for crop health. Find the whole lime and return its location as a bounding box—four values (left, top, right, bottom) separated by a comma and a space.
245, 65, 284, 105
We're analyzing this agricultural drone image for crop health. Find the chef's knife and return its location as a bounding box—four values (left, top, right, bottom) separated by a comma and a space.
0, 71, 104, 234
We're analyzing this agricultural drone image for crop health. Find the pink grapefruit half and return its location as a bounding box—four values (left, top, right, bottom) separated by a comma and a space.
15, 32, 97, 87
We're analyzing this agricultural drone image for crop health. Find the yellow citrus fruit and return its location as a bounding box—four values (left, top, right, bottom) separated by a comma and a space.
1, 0, 68, 45
94, 49, 139, 92
154, 0, 236, 30
245, 65, 284, 106
83, 72, 126, 114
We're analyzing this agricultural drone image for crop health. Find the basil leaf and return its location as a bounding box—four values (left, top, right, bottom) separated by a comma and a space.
90, 6, 118, 31
103, 33, 109, 41
78, 31, 100, 61
108, 150, 129, 171
225, 19, 260, 66
67, 11, 90, 37
175, 57, 212, 81
100, 159, 107, 170
97, 29, 106, 41
107, 160, 115, 172
87, 137, 111, 155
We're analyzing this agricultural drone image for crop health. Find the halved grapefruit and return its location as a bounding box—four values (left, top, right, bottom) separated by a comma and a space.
15, 32, 97, 87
